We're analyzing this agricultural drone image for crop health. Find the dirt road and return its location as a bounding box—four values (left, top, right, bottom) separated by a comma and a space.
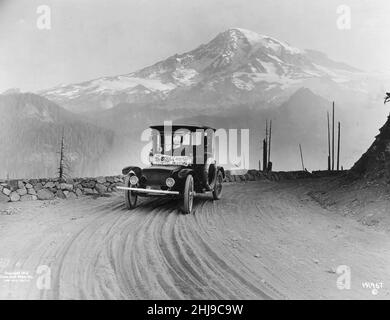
1, 180, 389, 299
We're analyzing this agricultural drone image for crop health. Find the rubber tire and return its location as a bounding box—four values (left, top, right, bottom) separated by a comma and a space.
182, 174, 194, 214
203, 161, 217, 191
212, 170, 223, 200
124, 175, 138, 210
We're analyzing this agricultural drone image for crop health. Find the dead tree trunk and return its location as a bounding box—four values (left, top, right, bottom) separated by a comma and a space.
337, 122, 341, 171
327, 111, 331, 171
263, 139, 268, 172
268, 120, 272, 171
57, 129, 71, 180
262, 120, 269, 172
299, 144, 305, 171
332, 102, 335, 171
58, 130, 65, 180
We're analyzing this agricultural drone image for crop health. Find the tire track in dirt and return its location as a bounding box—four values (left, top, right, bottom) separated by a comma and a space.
0, 185, 281, 299
2, 181, 390, 299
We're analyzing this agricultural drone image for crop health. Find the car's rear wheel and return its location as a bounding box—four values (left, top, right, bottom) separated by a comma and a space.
212, 170, 223, 200
124, 175, 137, 210
182, 174, 194, 214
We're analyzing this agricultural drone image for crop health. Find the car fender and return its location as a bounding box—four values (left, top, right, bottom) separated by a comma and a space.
218, 166, 226, 179
122, 166, 142, 177
177, 168, 194, 179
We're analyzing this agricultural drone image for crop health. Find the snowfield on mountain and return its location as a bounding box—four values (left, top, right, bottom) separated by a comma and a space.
40, 28, 372, 113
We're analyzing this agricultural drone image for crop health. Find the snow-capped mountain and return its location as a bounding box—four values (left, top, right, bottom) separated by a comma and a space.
41, 28, 368, 113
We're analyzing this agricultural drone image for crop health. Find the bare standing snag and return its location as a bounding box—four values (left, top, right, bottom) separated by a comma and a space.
118, 125, 225, 214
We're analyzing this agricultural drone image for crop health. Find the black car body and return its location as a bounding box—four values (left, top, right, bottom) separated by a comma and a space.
119, 125, 225, 214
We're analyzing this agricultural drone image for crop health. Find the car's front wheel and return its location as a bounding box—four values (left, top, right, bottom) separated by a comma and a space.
182, 174, 194, 214
124, 175, 138, 210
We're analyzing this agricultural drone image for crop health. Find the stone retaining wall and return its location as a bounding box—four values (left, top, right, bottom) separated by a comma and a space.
0, 176, 124, 203
0, 169, 332, 203
224, 169, 313, 182
311, 170, 347, 178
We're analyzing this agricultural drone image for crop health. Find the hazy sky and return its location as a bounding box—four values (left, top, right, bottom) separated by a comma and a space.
1, 0, 390, 92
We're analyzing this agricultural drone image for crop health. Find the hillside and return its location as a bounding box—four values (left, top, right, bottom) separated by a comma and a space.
81, 88, 346, 171
76, 87, 387, 172
0, 93, 115, 179
176, 88, 332, 170
351, 112, 390, 182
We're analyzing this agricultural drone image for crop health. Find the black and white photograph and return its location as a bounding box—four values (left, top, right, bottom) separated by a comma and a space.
1, 0, 390, 305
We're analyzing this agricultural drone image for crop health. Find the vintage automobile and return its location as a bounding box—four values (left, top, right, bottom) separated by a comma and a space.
117, 125, 225, 214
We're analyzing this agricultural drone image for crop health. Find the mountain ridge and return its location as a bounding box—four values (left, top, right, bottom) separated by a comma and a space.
0, 92, 115, 179
39, 28, 367, 113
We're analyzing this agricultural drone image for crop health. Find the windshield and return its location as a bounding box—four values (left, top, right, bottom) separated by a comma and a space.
152, 130, 201, 155
150, 128, 214, 166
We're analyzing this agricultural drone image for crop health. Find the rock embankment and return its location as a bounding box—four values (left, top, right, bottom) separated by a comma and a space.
0, 169, 324, 203
0, 176, 124, 203
224, 169, 313, 182
351, 113, 390, 183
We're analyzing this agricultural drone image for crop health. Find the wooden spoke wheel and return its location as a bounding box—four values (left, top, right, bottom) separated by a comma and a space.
182, 174, 194, 214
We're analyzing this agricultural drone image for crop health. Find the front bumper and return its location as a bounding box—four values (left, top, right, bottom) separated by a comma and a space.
116, 186, 180, 195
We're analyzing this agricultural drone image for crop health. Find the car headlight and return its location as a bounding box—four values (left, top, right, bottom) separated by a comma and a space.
166, 177, 175, 188
129, 175, 139, 185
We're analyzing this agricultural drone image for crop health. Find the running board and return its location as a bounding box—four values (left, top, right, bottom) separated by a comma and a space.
116, 186, 180, 195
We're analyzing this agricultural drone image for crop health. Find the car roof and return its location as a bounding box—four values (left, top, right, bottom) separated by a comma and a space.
150, 124, 216, 132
